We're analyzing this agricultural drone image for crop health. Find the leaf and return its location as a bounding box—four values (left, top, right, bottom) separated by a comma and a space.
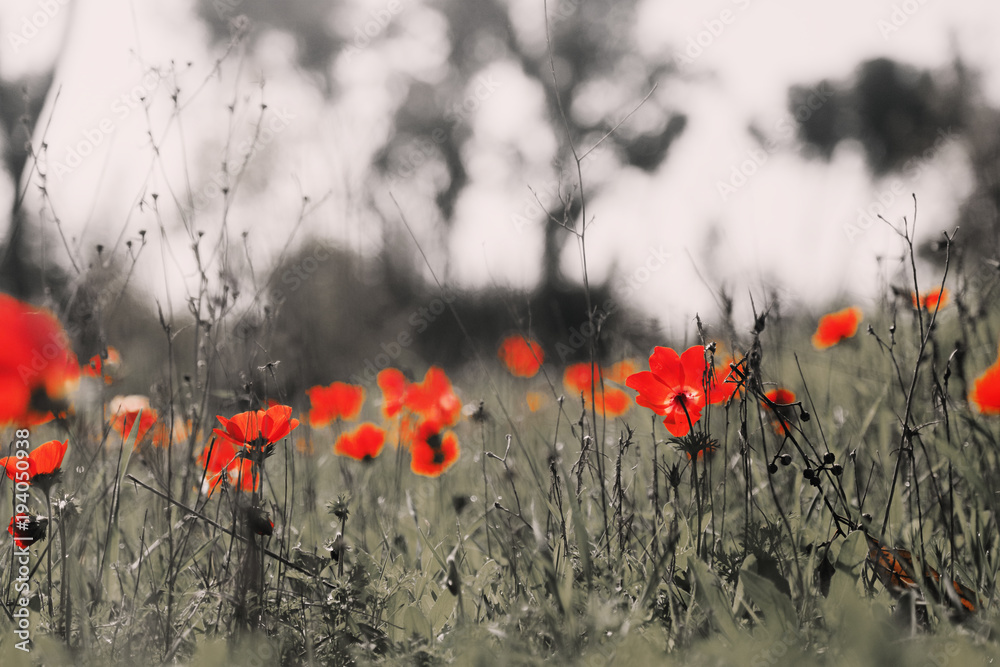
689, 559, 740, 641
403, 605, 432, 641
739, 569, 798, 635
429, 588, 457, 634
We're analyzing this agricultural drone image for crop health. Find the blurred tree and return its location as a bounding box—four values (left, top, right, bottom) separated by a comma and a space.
789, 56, 1000, 265
195, 0, 687, 294
0, 1, 79, 298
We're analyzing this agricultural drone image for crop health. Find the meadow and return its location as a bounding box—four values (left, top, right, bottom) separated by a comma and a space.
3, 47, 1000, 667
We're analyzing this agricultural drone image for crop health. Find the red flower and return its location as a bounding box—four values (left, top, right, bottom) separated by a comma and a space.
214, 404, 300, 448
563, 362, 632, 418
0, 294, 80, 426
377, 368, 408, 418
811, 306, 862, 350
82, 346, 121, 384
525, 391, 547, 412
307, 382, 365, 427
409, 419, 460, 477
763, 388, 798, 433
970, 351, 1000, 415
110, 395, 158, 445
151, 417, 192, 449
911, 287, 949, 311
604, 359, 639, 384
8, 514, 47, 549
0, 439, 68, 485
498, 335, 544, 378
406, 367, 462, 427
334, 422, 386, 461
197, 438, 258, 495
626, 346, 729, 437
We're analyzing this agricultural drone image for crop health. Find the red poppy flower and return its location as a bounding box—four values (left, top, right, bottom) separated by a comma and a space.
498, 335, 544, 378
626, 346, 729, 437
0, 294, 80, 426
765, 388, 796, 405
526, 391, 547, 412
110, 395, 158, 445
82, 346, 121, 384
563, 363, 632, 418
409, 419, 460, 477
197, 438, 259, 495
377, 368, 408, 418
811, 306, 862, 350
911, 287, 949, 311
151, 417, 192, 449
0, 439, 68, 486
334, 422, 386, 461
198, 437, 238, 494
307, 381, 365, 427
763, 388, 798, 433
605, 359, 639, 384
214, 404, 300, 448
225, 458, 259, 493
970, 353, 1000, 415
8, 514, 47, 549
406, 367, 462, 427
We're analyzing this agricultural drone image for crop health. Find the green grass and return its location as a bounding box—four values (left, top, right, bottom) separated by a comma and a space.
4, 247, 1000, 667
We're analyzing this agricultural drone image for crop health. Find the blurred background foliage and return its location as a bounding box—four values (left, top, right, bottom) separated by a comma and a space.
0, 0, 998, 392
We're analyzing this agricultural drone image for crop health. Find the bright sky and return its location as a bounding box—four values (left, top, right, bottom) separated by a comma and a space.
2, 0, 998, 333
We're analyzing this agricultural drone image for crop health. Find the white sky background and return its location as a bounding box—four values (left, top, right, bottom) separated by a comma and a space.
2, 0, 998, 334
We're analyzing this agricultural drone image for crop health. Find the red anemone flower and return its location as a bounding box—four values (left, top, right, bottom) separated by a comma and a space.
406, 367, 462, 427
110, 395, 158, 445
911, 287, 949, 311
563, 363, 632, 418
334, 422, 386, 461
605, 359, 639, 384
0, 439, 68, 485
525, 391, 547, 413
307, 382, 365, 427
763, 388, 798, 433
151, 417, 192, 449
811, 306, 862, 350
498, 335, 544, 378
377, 368, 408, 418
197, 438, 258, 495
626, 346, 729, 437
970, 352, 1000, 415
214, 404, 300, 448
8, 514, 47, 549
82, 346, 121, 384
0, 294, 80, 426
409, 419, 460, 477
